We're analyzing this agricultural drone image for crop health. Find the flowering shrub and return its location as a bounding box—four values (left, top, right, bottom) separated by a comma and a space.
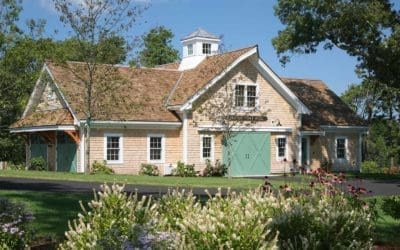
0, 198, 34, 249
91, 160, 114, 175
172, 161, 196, 177
139, 163, 160, 176
203, 159, 227, 177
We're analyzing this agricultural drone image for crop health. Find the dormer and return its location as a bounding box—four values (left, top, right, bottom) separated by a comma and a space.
178, 28, 220, 71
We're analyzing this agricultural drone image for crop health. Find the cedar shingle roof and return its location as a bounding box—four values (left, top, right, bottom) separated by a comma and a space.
10, 109, 74, 128
167, 46, 256, 105
47, 62, 182, 122
282, 78, 367, 130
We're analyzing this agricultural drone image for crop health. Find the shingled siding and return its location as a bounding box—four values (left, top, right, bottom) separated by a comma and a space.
189, 59, 301, 173
36, 82, 63, 111
309, 132, 360, 171
89, 128, 181, 174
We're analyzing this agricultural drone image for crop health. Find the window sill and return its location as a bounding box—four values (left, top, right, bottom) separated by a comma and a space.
148, 160, 165, 164
105, 160, 123, 165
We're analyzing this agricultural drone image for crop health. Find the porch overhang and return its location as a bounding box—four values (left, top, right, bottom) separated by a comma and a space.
299, 130, 325, 136
10, 125, 78, 133
320, 125, 369, 133
83, 120, 182, 130
198, 125, 292, 132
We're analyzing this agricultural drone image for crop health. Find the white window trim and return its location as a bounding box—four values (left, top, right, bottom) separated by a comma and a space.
200, 134, 214, 162
233, 82, 259, 110
147, 133, 165, 164
202, 43, 211, 55
276, 135, 288, 162
103, 133, 123, 164
335, 136, 348, 161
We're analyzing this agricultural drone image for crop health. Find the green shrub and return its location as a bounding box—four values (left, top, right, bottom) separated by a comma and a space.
0, 198, 34, 249
139, 163, 160, 176
203, 159, 227, 177
172, 161, 196, 177
362, 161, 380, 173
7, 163, 25, 170
382, 196, 400, 220
29, 157, 46, 171
91, 160, 114, 175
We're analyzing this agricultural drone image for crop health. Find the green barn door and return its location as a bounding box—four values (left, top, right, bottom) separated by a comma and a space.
223, 132, 271, 176
30, 135, 48, 169
57, 133, 77, 172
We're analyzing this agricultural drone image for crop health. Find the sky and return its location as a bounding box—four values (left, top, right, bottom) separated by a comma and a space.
19, 0, 398, 95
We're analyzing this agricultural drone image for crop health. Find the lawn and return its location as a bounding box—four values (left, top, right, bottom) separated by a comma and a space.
0, 169, 280, 189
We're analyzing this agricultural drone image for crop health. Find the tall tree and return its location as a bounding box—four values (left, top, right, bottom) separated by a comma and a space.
53, 0, 146, 173
272, 0, 400, 88
137, 26, 179, 67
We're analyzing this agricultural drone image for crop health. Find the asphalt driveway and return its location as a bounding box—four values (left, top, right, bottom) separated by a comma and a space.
0, 176, 399, 196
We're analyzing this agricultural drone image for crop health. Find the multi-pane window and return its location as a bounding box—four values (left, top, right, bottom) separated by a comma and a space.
187, 44, 193, 55
149, 136, 163, 161
235, 85, 245, 107
202, 136, 212, 159
106, 136, 121, 162
234, 84, 257, 108
202, 43, 211, 54
277, 137, 286, 159
336, 138, 346, 159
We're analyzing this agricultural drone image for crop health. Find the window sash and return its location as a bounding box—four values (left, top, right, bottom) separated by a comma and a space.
188, 44, 193, 55
106, 136, 120, 161
235, 85, 245, 107
234, 84, 257, 108
150, 137, 162, 160
247, 85, 256, 107
202, 137, 212, 159
278, 138, 286, 158
336, 138, 346, 159
202, 43, 211, 54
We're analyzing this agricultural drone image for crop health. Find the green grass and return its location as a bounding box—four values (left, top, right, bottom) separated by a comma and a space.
0, 190, 92, 240
0, 169, 279, 189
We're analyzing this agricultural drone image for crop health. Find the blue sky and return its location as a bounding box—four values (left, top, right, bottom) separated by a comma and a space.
20, 0, 389, 95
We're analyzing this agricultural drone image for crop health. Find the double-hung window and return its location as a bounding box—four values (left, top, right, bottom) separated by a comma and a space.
336, 137, 347, 159
104, 133, 123, 164
148, 134, 164, 163
234, 84, 257, 108
201, 135, 214, 160
276, 136, 287, 160
202, 43, 211, 54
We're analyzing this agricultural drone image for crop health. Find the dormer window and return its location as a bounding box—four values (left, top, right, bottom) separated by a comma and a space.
202, 43, 211, 54
187, 44, 193, 56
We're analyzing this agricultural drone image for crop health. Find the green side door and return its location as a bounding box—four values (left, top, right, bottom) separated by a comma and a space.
30, 135, 48, 169
56, 133, 77, 172
223, 132, 271, 176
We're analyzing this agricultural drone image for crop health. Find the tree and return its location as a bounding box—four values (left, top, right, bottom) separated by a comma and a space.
136, 26, 179, 67
272, 0, 400, 88
53, 0, 146, 173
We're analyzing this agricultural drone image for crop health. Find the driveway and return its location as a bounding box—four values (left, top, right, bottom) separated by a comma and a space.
0, 176, 399, 196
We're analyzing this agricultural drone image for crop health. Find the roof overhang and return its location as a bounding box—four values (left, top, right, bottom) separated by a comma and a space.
321, 125, 369, 133
180, 37, 220, 43
10, 125, 77, 133
84, 120, 182, 130
300, 130, 326, 136
180, 47, 258, 111
198, 125, 292, 132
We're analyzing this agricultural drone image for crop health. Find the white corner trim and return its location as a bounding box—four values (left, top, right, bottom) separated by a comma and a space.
22, 66, 47, 118
182, 112, 188, 163
250, 58, 310, 115
147, 133, 165, 164
79, 127, 85, 173
200, 134, 215, 162
275, 135, 288, 161
10, 125, 77, 133
180, 47, 258, 111
43, 64, 80, 125
198, 125, 292, 132
103, 133, 123, 164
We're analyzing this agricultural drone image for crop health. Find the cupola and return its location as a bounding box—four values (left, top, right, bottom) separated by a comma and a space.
178, 28, 220, 70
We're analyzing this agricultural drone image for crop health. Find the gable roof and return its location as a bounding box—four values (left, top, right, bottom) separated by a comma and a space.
167, 46, 257, 107
282, 78, 367, 130
181, 28, 219, 41
46, 62, 182, 122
